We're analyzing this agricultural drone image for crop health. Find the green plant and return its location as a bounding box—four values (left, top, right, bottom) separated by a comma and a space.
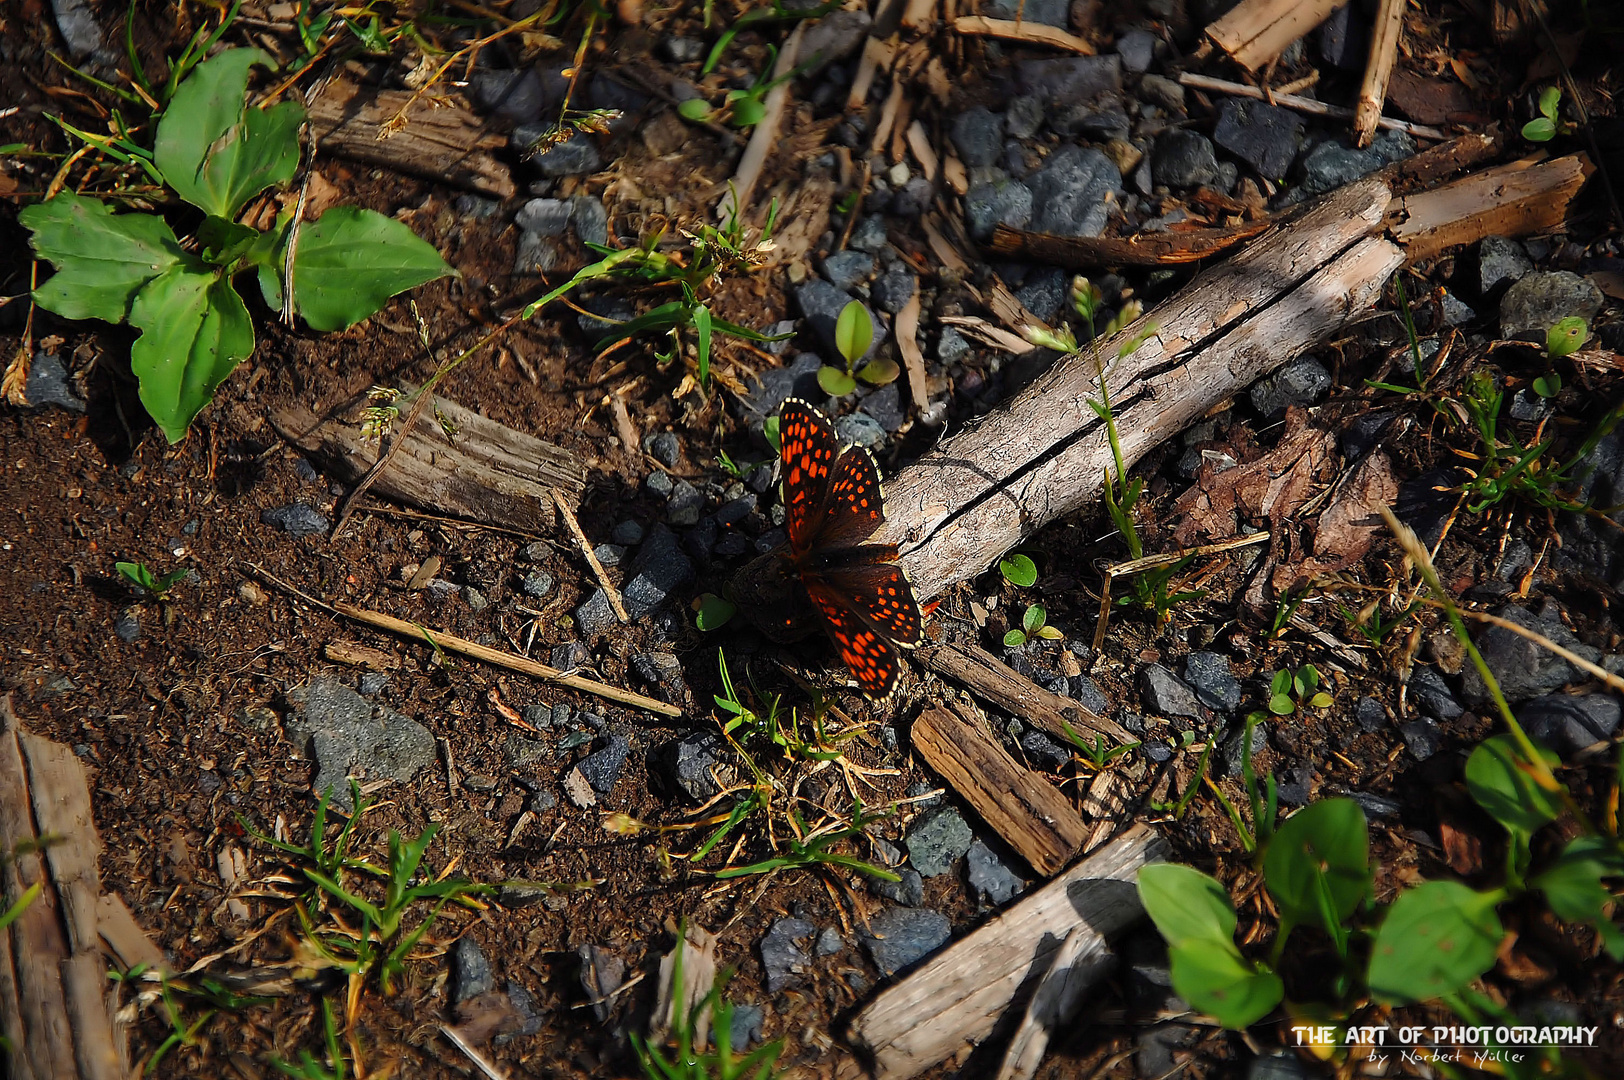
1002, 603, 1063, 647
109, 962, 271, 1076
1267, 665, 1333, 716
817, 300, 896, 396
999, 553, 1038, 587
694, 593, 738, 631
681, 44, 811, 129
632, 929, 787, 1080
1057, 717, 1140, 770
1522, 85, 1571, 142
1336, 596, 1420, 647
270, 997, 347, 1079
716, 801, 898, 882
700, 0, 841, 74
1546, 315, 1589, 360
20, 48, 452, 442
117, 560, 188, 601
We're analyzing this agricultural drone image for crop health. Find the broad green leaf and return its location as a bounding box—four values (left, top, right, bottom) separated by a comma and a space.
290, 206, 454, 331
128, 263, 254, 443
1546, 317, 1587, 358
1308, 692, 1333, 709
1538, 85, 1562, 118
834, 300, 873, 366
1270, 670, 1292, 697
154, 48, 292, 217
732, 97, 766, 127
1023, 604, 1045, 634
817, 365, 856, 396
858, 357, 900, 386
1367, 881, 1504, 1003
1137, 863, 1236, 948
1167, 939, 1283, 1029
1269, 693, 1294, 716
1532, 372, 1562, 398
763, 415, 781, 453
677, 98, 712, 122
116, 561, 157, 592
1002, 629, 1027, 648
694, 593, 735, 631
1521, 117, 1556, 142
19, 192, 183, 322
1262, 798, 1370, 932
1035, 625, 1064, 640
197, 216, 260, 264
1000, 554, 1038, 588
1464, 734, 1562, 839
1533, 836, 1624, 961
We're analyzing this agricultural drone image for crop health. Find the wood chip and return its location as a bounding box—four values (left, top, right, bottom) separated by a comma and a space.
1385, 153, 1594, 261
904, 121, 938, 182
894, 292, 930, 415
1205, 0, 1342, 71
847, 36, 895, 111
942, 154, 968, 195
323, 641, 398, 669
1178, 72, 1447, 140
564, 768, 597, 808
917, 644, 1133, 744
1354, 0, 1406, 147
952, 15, 1095, 54
308, 80, 514, 197
870, 81, 904, 155
902, 0, 938, 30
989, 219, 1272, 267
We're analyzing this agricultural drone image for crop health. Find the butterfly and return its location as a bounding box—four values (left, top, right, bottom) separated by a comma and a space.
776, 399, 923, 697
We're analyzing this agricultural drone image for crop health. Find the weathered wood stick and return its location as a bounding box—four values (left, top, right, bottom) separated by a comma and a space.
875, 178, 1400, 601
1354, 0, 1407, 148
916, 644, 1131, 744
1204, 0, 1342, 71
911, 700, 1088, 877
988, 219, 1272, 268
717, 23, 804, 223
952, 16, 1095, 55
1386, 154, 1594, 262
308, 81, 515, 198
847, 822, 1167, 1080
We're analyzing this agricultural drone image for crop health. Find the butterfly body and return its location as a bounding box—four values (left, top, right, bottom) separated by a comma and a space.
729, 400, 923, 696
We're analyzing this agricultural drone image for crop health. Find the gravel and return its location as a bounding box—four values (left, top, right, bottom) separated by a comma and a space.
260, 503, 330, 537
760, 917, 816, 993
861, 908, 951, 976
905, 806, 973, 877
1140, 664, 1203, 718
285, 678, 436, 809
966, 839, 1025, 905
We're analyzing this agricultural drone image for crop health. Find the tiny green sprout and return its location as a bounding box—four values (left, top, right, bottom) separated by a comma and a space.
1071, 276, 1103, 323
117, 561, 188, 601
677, 97, 712, 123
1546, 316, 1587, 359
1021, 324, 1078, 353
1533, 372, 1563, 399
1268, 665, 1333, 715
763, 415, 782, 454
999, 553, 1038, 587
1003, 603, 1061, 647
1521, 86, 1564, 143
819, 299, 876, 396
694, 593, 736, 631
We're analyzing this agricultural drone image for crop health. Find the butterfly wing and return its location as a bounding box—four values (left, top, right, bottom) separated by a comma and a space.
814, 442, 888, 551
805, 574, 904, 697
806, 562, 923, 648
778, 399, 841, 559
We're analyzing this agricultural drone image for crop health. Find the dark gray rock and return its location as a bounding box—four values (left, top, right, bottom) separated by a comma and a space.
260, 503, 329, 537
285, 678, 436, 808
1218, 723, 1266, 778
835, 412, 887, 450
498, 980, 544, 1043
716, 494, 756, 528
644, 431, 681, 467
1441, 290, 1477, 326
1319, 0, 1369, 70
520, 571, 554, 599
1018, 729, 1072, 770
950, 107, 1004, 169
620, 525, 695, 619
1341, 409, 1396, 461
667, 480, 704, 526
760, 917, 816, 993
1250, 356, 1331, 416
1069, 674, 1111, 714
113, 610, 140, 642
861, 908, 951, 976
735, 352, 825, 429
50, 0, 103, 58
611, 520, 645, 546
799, 8, 871, 75
1183, 652, 1241, 712
578, 944, 624, 1022
1141, 664, 1202, 718
891, 176, 934, 217
797, 280, 881, 362
1399, 720, 1441, 761
1139, 74, 1186, 114
985, 0, 1068, 25
964, 178, 1033, 241
517, 198, 572, 237
1296, 132, 1414, 197
816, 926, 844, 957
1409, 668, 1463, 720
870, 866, 924, 906
577, 733, 630, 794
1015, 267, 1068, 321
1017, 55, 1122, 107
1027, 147, 1121, 238
1115, 28, 1158, 73
1349, 790, 1401, 818
1050, 104, 1131, 141
822, 251, 875, 292
470, 68, 557, 121
450, 938, 495, 1004
1394, 467, 1459, 548
358, 672, 388, 696
1355, 696, 1388, 732
966, 839, 1025, 905
1152, 130, 1221, 189
570, 197, 608, 246
937, 328, 971, 365
906, 806, 972, 877
1459, 603, 1595, 704
23, 352, 86, 412
524, 133, 603, 177
1005, 95, 1046, 139
1213, 99, 1303, 180
1498, 271, 1605, 344
1478, 236, 1532, 295
1518, 694, 1621, 756
657, 730, 729, 802
872, 267, 917, 314
861, 382, 906, 434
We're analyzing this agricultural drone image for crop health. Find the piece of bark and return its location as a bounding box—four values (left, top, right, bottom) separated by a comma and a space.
952, 15, 1095, 55
1171, 408, 1338, 546
1353, 0, 1406, 147
870, 179, 1401, 603
902, 0, 938, 30
916, 644, 1132, 744
911, 701, 1088, 877
988, 219, 1273, 268
905, 121, 938, 182
847, 36, 895, 111
96, 894, 165, 974
271, 393, 585, 535
1375, 129, 1503, 190
1205, 0, 1342, 71
308, 80, 515, 198
1386, 154, 1593, 262
895, 292, 931, 414
847, 823, 1167, 1080
324, 641, 399, 670
651, 924, 717, 1050
994, 929, 1114, 1080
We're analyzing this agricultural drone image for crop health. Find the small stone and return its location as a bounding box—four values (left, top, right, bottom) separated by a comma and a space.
1441, 290, 1476, 326
570, 197, 609, 246
1498, 271, 1605, 344
760, 917, 816, 993
1115, 28, 1157, 73
516, 198, 572, 237
872, 267, 917, 314
450, 938, 495, 1004
1355, 696, 1387, 732
966, 839, 1025, 905
1213, 99, 1303, 180
1250, 356, 1331, 416
667, 480, 705, 526
113, 610, 141, 642
1018, 729, 1071, 770
1139, 73, 1186, 113
905, 807, 973, 877
522, 541, 549, 562
797, 8, 871, 75
592, 543, 625, 568
618, 525, 696, 619
984, 0, 1068, 25
1151, 130, 1220, 188
524, 133, 603, 177
861, 908, 951, 976
816, 926, 844, 956
1141, 664, 1202, 718
1218, 723, 1267, 778
860, 382, 905, 433
1318, 0, 1369, 70
463, 586, 489, 612
656, 730, 730, 802
23, 352, 86, 412
1015, 267, 1067, 322
1005, 95, 1046, 139
260, 503, 330, 537
870, 866, 924, 906
643, 431, 681, 467
797, 280, 881, 362
611, 520, 645, 546
645, 470, 675, 497
1182, 652, 1241, 712
849, 214, 890, 253
358, 672, 388, 696
661, 36, 705, 63
1349, 791, 1401, 818
1026, 146, 1120, 238
578, 944, 624, 1021
576, 733, 630, 794
937, 327, 971, 365
950, 107, 1004, 168
964, 178, 1033, 242
1399, 720, 1441, 761
835, 412, 887, 450
1518, 694, 1621, 756
285, 679, 436, 808
521, 571, 555, 599
1478, 236, 1533, 295
822, 250, 875, 292
730, 1004, 764, 1048
1069, 674, 1111, 714
1408, 668, 1463, 720
1016, 55, 1122, 107
1459, 603, 1594, 704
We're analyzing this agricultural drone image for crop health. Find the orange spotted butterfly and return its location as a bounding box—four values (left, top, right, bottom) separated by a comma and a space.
777, 399, 923, 696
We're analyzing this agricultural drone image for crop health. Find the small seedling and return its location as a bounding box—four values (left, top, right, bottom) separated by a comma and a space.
1521, 86, 1571, 142
117, 560, 188, 601
1058, 717, 1140, 770
1338, 597, 1420, 647
716, 801, 898, 882
632, 929, 788, 1080
1003, 603, 1062, 648
269, 997, 347, 1079
763, 415, 782, 454
1546, 315, 1588, 360
999, 553, 1038, 587
817, 300, 895, 396
679, 45, 814, 128
700, 0, 840, 73
1268, 665, 1332, 715
694, 593, 737, 631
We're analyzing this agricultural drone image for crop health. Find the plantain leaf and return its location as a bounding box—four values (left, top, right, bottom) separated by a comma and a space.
20, 192, 183, 322
128, 264, 255, 443
290, 207, 454, 331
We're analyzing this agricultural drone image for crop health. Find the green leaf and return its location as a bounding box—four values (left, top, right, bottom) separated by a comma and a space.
1546, 317, 1587, 359
1309, 692, 1333, 709
1367, 881, 1504, 1004
677, 97, 712, 122
1002, 629, 1027, 648
1036, 625, 1064, 640
19, 193, 184, 322
695, 593, 736, 631
731, 97, 766, 127
1270, 670, 1292, 698
999, 554, 1038, 588
1023, 604, 1044, 634
1138, 863, 1237, 948
817, 365, 856, 396
1521, 117, 1556, 142
128, 263, 255, 443
857, 357, 900, 386
1269, 693, 1294, 716
1532, 372, 1561, 398
763, 415, 781, 454
1464, 734, 1562, 838
1262, 798, 1370, 933
1167, 938, 1283, 1030
1533, 836, 1624, 961
290, 207, 454, 331
116, 561, 157, 592
197, 216, 260, 264
155, 48, 302, 218
834, 300, 873, 366
1538, 85, 1562, 119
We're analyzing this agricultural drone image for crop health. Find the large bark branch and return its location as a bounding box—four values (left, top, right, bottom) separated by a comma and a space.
877, 178, 1402, 601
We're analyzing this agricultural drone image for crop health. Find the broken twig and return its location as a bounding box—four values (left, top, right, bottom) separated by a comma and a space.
1178, 72, 1446, 140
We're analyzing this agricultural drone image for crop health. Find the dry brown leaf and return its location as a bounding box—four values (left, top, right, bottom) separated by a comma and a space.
1172, 409, 1336, 546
